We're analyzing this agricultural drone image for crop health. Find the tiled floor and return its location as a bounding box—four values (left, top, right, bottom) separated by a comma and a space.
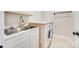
50, 36, 75, 48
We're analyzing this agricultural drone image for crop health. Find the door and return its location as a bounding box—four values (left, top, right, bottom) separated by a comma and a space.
72, 11, 79, 47
0, 11, 4, 48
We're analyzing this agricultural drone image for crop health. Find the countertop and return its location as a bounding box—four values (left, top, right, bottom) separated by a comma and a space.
29, 20, 53, 24
4, 29, 31, 40
4, 20, 52, 39
4, 26, 39, 40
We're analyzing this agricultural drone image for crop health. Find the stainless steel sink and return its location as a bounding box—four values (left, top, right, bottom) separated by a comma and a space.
4, 26, 37, 35
20, 26, 30, 31
20, 26, 36, 30
4, 28, 18, 35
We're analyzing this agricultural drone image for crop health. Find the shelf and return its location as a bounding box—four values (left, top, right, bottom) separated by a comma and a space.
5, 11, 32, 16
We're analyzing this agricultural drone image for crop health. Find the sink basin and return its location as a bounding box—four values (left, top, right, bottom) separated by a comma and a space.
20, 26, 37, 30
4, 26, 37, 35
20, 26, 30, 31
4, 28, 18, 35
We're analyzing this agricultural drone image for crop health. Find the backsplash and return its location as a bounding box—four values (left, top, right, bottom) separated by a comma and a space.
5, 11, 44, 29
5, 13, 28, 29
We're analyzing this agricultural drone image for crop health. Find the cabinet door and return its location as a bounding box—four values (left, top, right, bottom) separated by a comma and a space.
16, 31, 30, 48
30, 28, 39, 48
15, 38, 29, 48
5, 31, 30, 48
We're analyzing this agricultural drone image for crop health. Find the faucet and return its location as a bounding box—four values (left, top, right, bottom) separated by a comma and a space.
19, 16, 24, 28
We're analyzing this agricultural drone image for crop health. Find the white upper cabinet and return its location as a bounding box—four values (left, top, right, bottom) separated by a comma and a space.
5, 11, 32, 16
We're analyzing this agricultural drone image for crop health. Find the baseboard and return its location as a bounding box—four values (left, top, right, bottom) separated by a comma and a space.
53, 34, 71, 40
53, 34, 76, 48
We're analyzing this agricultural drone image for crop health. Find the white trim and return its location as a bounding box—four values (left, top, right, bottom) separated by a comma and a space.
53, 34, 71, 40
53, 34, 76, 47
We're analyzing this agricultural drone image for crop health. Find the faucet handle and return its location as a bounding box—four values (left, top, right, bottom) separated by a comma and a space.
10, 26, 14, 29
20, 16, 24, 23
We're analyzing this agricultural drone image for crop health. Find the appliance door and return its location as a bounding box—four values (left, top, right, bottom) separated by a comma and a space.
45, 23, 53, 48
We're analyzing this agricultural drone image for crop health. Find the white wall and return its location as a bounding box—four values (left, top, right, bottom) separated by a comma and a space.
5, 11, 73, 38
5, 13, 28, 28
5, 11, 43, 29
29, 11, 43, 21
43, 11, 72, 38
43, 11, 54, 21
0, 11, 4, 46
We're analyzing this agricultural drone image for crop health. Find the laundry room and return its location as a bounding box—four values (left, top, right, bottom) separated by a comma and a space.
0, 11, 79, 48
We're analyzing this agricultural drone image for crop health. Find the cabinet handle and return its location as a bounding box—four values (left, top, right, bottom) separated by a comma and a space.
73, 32, 79, 36
0, 45, 3, 48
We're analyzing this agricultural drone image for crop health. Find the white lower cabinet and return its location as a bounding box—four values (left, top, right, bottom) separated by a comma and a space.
5, 27, 39, 48
16, 38, 29, 48
30, 28, 39, 48
5, 30, 30, 48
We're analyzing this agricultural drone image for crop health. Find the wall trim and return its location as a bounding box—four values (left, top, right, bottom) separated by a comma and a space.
53, 34, 76, 48
53, 34, 71, 40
